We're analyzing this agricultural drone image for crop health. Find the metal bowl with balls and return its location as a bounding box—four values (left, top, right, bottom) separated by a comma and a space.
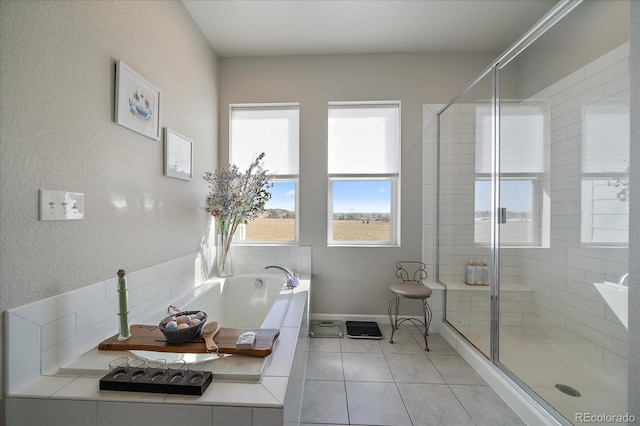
159, 306, 207, 344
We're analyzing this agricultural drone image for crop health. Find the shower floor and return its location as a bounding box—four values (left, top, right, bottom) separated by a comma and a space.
449, 315, 628, 425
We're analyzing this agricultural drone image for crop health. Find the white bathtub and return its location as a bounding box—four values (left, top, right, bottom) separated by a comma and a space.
194, 275, 294, 330
60, 273, 300, 381
5, 252, 311, 425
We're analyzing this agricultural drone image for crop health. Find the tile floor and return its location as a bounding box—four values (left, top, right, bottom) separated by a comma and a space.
451, 319, 628, 424
300, 324, 524, 426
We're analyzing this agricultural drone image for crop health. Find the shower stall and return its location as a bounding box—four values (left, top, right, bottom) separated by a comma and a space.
436, 0, 630, 424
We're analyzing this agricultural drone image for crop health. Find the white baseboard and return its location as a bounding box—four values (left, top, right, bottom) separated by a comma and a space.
310, 313, 391, 324
310, 313, 443, 334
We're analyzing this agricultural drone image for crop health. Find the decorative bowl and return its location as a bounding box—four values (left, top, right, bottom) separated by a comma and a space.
158, 310, 207, 344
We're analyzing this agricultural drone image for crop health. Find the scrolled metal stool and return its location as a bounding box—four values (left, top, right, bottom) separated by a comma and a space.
387, 261, 432, 351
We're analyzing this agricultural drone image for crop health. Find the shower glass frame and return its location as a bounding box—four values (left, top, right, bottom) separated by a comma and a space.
436, 0, 629, 423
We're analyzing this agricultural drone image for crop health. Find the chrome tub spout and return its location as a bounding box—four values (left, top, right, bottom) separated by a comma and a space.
264, 265, 299, 288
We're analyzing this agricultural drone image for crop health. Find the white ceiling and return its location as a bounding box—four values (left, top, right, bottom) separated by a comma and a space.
182, 0, 558, 57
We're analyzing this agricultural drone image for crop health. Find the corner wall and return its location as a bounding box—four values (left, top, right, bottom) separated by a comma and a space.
0, 1, 219, 421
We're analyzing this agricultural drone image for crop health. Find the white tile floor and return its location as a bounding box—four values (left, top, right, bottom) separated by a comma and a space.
301, 324, 524, 426
451, 320, 628, 425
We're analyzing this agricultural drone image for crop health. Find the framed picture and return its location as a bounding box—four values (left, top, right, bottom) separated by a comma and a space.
164, 128, 193, 181
115, 60, 161, 140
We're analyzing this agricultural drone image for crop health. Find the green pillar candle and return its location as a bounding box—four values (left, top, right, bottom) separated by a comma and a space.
117, 269, 131, 341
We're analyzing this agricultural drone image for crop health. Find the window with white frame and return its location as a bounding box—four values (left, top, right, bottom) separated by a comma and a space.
230, 104, 299, 243
475, 103, 545, 246
328, 102, 400, 246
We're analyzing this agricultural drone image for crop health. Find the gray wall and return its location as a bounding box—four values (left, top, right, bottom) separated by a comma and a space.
218, 52, 496, 316
0, 0, 218, 417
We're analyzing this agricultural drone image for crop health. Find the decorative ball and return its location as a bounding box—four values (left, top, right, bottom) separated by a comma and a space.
195, 312, 205, 320
161, 315, 176, 325
158, 310, 207, 344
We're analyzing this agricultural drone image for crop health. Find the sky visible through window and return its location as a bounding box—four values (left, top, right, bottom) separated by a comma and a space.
269, 180, 392, 213
267, 181, 296, 211
269, 180, 531, 214
333, 180, 391, 213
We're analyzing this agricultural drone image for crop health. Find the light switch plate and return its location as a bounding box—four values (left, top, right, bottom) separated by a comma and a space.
39, 189, 84, 221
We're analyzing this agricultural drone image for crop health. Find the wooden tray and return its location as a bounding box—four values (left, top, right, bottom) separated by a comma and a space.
98, 325, 279, 357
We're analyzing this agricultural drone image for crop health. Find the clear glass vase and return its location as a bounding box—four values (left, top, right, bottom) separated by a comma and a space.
216, 234, 233, 277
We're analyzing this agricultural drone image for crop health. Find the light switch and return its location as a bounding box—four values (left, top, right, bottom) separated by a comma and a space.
39, 189, 84, 221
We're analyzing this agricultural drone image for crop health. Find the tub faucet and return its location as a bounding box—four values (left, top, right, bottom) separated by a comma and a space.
265, 265, 299, 289
618, 273, 629, 286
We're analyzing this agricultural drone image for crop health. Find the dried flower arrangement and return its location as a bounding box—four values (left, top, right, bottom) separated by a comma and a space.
203, 153, 272, 276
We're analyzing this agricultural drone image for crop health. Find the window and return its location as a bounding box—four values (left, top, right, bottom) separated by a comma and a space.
580, 101, 629, 244
230, 104, 299, 243
475, 179, 539, 245
328, 102, 400, 245
475, 103, 545, 246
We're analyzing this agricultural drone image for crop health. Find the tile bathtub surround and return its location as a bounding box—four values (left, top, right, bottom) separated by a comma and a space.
230, 245, 312, 276
6, 252, 198, 391
6, 246, 312, 394
6, 275, 311, 426
301, 324, 524, 426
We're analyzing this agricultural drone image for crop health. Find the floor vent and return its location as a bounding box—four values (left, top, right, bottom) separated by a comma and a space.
555, 384, 581, 397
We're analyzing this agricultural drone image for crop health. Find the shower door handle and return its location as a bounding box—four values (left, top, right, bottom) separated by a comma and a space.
498, 207, 507, 224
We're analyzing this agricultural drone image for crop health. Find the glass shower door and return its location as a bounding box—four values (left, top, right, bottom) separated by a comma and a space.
496, 0, 630, 421
438, 71, 494, 358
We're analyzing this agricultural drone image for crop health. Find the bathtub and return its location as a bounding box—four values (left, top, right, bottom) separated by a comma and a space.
6, 271, 311, 425
129, 274, 296, 379
60, 273, 302, 381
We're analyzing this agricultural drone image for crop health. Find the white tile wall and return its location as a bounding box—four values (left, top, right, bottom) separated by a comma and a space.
427, 42, 630, 374
520, 43, 629, 370
5, 398, 98, 426
230, 245, 311, 277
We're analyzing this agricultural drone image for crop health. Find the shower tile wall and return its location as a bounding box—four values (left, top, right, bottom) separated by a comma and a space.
437, 42, 629, 373
438, 103, 521, 288
515, 42, 629, 373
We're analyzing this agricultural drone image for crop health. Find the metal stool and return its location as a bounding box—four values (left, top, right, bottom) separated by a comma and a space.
387, 261, 432, 351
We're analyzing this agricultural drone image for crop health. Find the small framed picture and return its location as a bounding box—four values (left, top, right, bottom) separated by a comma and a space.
164, 128, 193, 181
115, 60, 161, 140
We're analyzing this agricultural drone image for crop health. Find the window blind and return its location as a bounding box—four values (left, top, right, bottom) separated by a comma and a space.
231, 106, 299, 175
328, 104, 399, 174
475, 104, 544, 174
582, 102, 629, 174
